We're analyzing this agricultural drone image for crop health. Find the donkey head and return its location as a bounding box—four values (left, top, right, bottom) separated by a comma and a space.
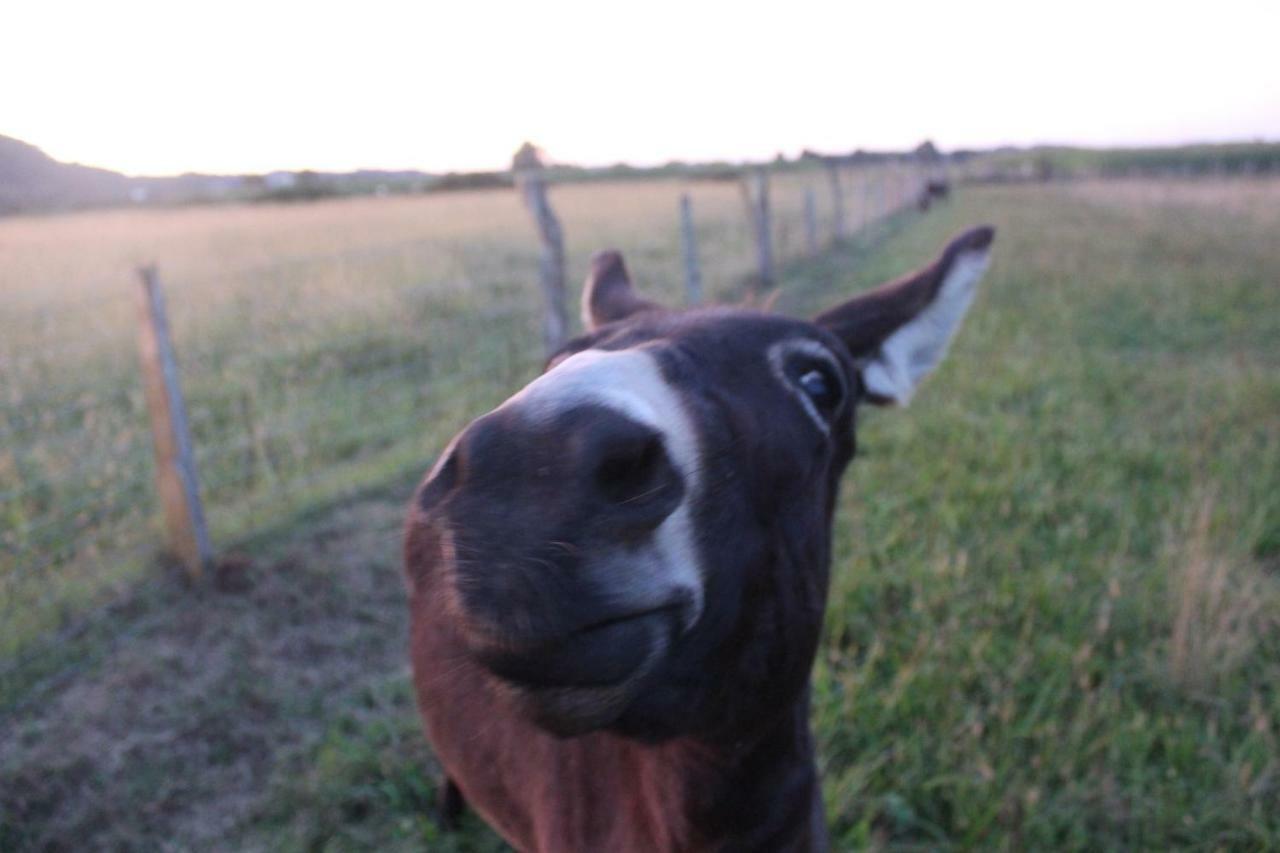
406, 226, 995, 740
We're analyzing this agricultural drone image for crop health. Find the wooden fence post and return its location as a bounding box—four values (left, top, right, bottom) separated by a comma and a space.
136, 265, 212, 581
825, 160, 846, 241
513, 143, 568, 355
860, 168, 871, 229
678, 193, 703, 305
740, 169, 775, 289
802, 188, 818, 253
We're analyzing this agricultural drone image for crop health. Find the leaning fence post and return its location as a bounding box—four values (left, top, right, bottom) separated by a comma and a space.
513, 142, 568, 355
740, 169, 775, 289
135, 265, 212, 581
678, 193, 703, 305
802, 188, 818, 253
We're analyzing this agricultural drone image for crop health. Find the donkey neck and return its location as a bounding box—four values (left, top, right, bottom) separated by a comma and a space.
410, 556, 828, 849
609, 688, 826, 851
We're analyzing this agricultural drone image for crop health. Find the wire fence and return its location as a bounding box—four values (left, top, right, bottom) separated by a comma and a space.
0, 160, 935, 693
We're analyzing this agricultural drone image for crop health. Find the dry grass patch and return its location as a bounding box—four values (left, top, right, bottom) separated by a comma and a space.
1168, 494, 1278, 692
0, 497, 414, 850
1063, 176, 1280, 223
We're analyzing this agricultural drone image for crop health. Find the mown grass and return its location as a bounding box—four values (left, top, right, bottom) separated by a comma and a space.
235, 179, 1280, 850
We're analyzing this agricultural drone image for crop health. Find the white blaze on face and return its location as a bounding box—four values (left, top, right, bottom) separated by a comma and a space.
498, 347, 705, 629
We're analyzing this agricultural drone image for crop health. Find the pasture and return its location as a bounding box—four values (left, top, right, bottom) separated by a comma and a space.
2, 176, 1279, 850
0, 171, 847, 683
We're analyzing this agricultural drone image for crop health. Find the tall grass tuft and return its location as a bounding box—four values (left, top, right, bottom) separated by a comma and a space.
1168, 494, 1275, 691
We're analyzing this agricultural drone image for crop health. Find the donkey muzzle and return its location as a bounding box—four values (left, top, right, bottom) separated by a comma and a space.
418, 401, 700, 731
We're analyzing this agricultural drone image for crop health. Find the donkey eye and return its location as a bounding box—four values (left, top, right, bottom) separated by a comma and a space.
799, 369, 832, 402
789, 360, 844, 414
768, 341, 848, 431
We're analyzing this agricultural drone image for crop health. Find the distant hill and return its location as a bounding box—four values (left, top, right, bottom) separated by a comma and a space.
0, 135, 269, 214
0, 135, 451, 215
0, 135, 134, 214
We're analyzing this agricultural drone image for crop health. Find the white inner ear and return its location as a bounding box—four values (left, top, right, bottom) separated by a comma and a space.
861, 248, 990, 405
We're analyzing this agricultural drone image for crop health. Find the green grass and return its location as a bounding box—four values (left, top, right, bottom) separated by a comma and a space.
242, 675, 510, 853
794, 183, 1280, 848
3, 178, 1278, 850
1, 170, 886, 664
226, 180, 1280, 851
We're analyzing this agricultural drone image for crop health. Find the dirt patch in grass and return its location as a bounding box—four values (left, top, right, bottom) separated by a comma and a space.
0, 496, 413, 850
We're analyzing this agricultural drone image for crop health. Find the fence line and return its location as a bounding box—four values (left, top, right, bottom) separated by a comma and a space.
514, 144, 568, 355
740, 169, 776, 288
1, 154, 938, 685
679, 194, 702, 305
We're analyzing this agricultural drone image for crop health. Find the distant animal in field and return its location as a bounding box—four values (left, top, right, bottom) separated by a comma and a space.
917, 178, 951, 211
404, 225, 997, 851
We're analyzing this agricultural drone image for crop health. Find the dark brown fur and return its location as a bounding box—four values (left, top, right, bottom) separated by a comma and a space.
406, 226, 995, 851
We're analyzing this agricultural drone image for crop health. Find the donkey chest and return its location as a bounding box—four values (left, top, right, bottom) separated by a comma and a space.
426, 703, 703, 850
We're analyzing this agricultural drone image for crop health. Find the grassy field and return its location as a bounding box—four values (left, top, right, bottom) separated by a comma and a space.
1, 166, 909, 682
2, 177, 1279, 850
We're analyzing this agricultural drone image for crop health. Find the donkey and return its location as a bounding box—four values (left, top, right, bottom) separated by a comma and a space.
405, 225, 996, 851
917, 179, 951, 212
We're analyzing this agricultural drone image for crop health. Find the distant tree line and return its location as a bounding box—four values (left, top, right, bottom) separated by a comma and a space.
4, 132, 1278, 217
966, 142, 1280, 183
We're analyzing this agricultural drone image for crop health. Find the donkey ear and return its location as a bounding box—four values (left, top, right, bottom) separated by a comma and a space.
815, 225, 995, 405
582, 250, 663, 331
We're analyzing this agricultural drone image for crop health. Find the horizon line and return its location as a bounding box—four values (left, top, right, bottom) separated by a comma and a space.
12, 131, 1279, 181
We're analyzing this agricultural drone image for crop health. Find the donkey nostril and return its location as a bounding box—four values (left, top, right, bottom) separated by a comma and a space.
595, 434, 665, 503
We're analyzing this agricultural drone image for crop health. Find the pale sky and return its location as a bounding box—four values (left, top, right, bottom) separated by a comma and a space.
5, 0, 1278, 176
